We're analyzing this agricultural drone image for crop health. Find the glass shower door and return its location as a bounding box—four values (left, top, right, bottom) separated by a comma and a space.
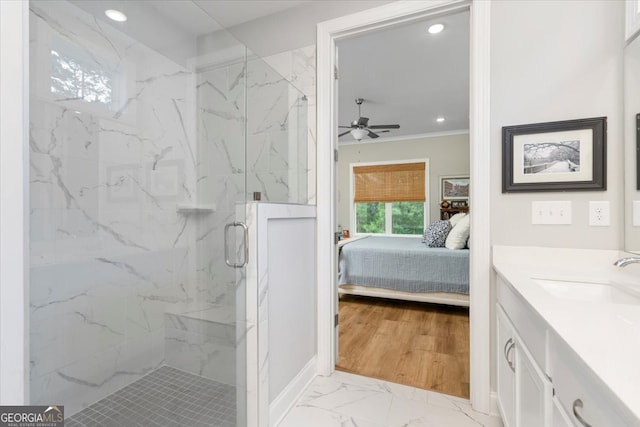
28, 1, 248, 425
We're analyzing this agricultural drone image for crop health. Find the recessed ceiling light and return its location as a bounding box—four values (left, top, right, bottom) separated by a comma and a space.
105, 9, 127, 22
436, 117, 446, 123
428, 24, 444, 34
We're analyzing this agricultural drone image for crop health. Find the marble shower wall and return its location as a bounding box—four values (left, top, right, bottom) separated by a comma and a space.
28, 0, 312, 416
28, 1, 241, 415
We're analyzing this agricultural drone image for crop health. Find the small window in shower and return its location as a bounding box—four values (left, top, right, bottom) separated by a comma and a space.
50, 48, 114, 105
48, 37, 125, 115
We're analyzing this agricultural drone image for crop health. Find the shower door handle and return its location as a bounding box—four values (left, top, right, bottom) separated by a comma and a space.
224, 222, 249, 268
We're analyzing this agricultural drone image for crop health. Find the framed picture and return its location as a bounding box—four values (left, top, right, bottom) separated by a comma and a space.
342, 229, 350, 239
440, 176, 470, 201
502, 117, 606, 192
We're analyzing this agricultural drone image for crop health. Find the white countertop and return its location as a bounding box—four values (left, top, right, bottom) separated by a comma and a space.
493, 245, 640, 421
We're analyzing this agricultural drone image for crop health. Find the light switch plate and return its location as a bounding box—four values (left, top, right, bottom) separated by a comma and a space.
531, 201, 572, 225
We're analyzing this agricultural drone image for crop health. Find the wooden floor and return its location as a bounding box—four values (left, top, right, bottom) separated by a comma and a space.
336, 295, 470, 399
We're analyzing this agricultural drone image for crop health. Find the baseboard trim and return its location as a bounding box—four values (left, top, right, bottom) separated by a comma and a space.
489, 391, 501, 418
269, 356, 318, 426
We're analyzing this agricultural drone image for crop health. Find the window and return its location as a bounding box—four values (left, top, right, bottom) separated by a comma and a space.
46, 36, 127, 116
352, 161, 427, 235
50, 49, 114, 106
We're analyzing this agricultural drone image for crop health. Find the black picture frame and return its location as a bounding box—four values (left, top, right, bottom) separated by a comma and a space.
502, 117, 606, 193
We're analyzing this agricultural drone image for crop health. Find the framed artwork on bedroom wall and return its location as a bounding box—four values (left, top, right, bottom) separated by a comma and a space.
440, 175, 470, 202
502, 117, 606, 192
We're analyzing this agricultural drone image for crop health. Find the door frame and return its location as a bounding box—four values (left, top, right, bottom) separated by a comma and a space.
0, 0, 30, 405
315, 0, 493, 414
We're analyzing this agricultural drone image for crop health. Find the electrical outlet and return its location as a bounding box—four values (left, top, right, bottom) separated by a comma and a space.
531, 201, 572, 224
589, 201, 610, 226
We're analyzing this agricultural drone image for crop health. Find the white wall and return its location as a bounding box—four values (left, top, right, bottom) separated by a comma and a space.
488, 0, 625, 395
337, 134, 470, 229
490, 0, 625, 250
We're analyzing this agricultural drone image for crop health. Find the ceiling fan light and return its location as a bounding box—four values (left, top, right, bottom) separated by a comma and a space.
351, 129, 368, 140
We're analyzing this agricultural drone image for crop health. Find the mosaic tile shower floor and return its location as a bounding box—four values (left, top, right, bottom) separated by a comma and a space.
65, 366, 236, 427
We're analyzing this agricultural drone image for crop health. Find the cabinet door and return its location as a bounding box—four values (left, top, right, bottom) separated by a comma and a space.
551, 396, 573, 427
516, 338, 552, 427
497, 307, 516, 427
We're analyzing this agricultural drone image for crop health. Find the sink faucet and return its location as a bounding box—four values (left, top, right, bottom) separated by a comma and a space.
614, 257, 640, 267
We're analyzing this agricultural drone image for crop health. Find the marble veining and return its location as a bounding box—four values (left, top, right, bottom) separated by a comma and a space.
278, 371, 503, 427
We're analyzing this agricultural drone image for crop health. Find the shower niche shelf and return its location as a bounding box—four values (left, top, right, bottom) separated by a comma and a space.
176, 204, 216, 214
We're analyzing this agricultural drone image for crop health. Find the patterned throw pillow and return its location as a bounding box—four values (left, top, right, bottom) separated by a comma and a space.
422, 220, 452, 247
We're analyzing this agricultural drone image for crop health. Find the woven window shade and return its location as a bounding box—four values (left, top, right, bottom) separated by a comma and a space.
353, 162, 426, 203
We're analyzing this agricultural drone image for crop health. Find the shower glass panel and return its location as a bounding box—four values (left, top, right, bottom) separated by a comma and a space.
246, 58, 309, 204
27, 1, 263, 424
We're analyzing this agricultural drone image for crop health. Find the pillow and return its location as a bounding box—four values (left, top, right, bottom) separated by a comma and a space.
449, 212, 467, 228
445, 214, 470, 250
422, 220, 452, 247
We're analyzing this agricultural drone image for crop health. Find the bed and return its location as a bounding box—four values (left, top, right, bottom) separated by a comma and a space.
338, 236, 469, 307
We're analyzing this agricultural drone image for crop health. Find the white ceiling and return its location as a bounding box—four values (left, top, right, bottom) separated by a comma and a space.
71, 1, 310, 37
194, 1, 311, 29
337, 10, 470, 143
69, 0, 310, 65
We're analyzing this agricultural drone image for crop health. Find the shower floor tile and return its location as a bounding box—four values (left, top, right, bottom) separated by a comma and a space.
65, 366, 236, 427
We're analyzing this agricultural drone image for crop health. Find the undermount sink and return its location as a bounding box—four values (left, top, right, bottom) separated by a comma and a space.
532, 278, 640, 304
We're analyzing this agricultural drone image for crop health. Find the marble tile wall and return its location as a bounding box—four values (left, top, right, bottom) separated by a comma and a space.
28, 0, 313, 417
28, 1, 240, 415
164, 308, 236, 385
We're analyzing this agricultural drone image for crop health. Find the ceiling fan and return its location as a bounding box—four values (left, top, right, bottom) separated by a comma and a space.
338, 98, 400, 140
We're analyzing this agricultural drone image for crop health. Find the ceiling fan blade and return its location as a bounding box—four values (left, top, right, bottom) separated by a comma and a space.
338, 130, 351, 137
338, 125, 354, 128
368, 131, 380, 139
368, 124, 400, 129
356, 117, 369, 127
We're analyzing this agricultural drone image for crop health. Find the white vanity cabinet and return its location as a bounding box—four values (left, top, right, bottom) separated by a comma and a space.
515, 336, 552, 427
497, 303, 551, 427
551, 397, 574, 427
497, 274, 640, 427
549, 333, 638, 427
497, 307, 516, 427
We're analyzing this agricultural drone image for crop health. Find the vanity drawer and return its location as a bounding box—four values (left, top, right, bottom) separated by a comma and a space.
549, 333, 638, 427
497, 275, 547, 373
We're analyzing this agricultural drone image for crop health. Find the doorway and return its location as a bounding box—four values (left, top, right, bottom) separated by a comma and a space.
333, 9, 470, 397
316, 0, 493, 414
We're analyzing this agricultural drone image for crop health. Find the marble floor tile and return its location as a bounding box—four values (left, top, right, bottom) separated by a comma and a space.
277, 371, 503, 427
